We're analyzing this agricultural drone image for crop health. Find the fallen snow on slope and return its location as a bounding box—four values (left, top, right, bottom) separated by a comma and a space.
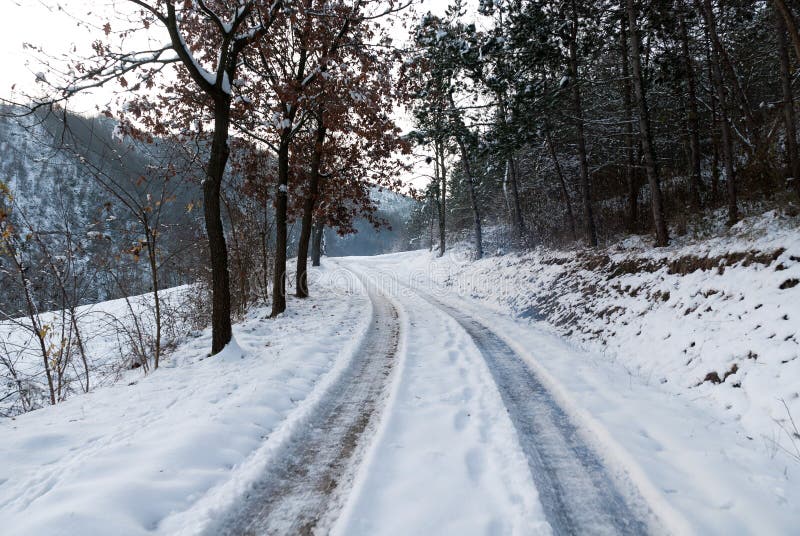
1, 286, 193, 416
362, 209, 800, 533
0, 265, 371, 536
407, 210, 800, 461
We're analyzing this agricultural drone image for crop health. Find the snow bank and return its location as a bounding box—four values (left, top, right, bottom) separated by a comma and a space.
0, 286, 193, 416
0, 265, 371, 536
402, 210, 800, 459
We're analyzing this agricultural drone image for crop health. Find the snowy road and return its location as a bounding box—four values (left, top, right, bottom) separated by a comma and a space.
4, 252, 798, 535
332, 259, 656, 535
413, 290, 651, 535
213, 272, 400, 535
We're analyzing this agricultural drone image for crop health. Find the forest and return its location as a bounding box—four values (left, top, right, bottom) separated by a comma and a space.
1, 0, 799, 411
407, 0, 800, 257
2, 1, 800, 534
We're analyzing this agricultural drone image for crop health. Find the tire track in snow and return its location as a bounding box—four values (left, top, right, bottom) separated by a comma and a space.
411, 288, 653, 536
212, 273, 399, 536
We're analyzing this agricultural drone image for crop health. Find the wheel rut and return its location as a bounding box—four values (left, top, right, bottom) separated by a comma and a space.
213, 273, 399, 536
411, 287, 654, 536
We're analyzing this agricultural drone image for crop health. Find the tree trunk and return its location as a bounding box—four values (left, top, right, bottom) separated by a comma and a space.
776, 6, 800, 199
270, 40, 307, 315
773, 0, 800, 65
205, 98, 234, 354
701, 12, 739, 225
446, 93, 482, 257
679, 11, 703, 208
271, 138, 290, 317
10, 246, 56, 405
311, 222, 324, 266
455, 135, 483, 259
545, 128, 578, 241
568, 8, 598, 247
700, 0, 760, 163
436, 138, 447, 257
706, 39, 721, 203
260, 201, 271, 303
428, 200, 435, 251
620, 16, 639, 231
296, 112, 327, 298
626, 0, 669, 246
145, 229, 161, 370
508, 154, 525, 239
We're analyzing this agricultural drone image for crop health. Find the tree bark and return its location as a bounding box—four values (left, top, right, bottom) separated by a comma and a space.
701, 9, 739, 225
776, 6, 800, 199
679, 11, 703, 209
436, 138, 447, 256
455, 135, 483, 259
545, 128, 578, 241
773, 0, 800, 65
620, 16, 639, 231
145, 228, 161, 369
10, 247, 56, 405
271, 137, 290, 317
296, 111, 327, 298
508, 154, 526, 239
568, 5, 598, 247
699, 0, 760, 162
311, 222, 324, 266
626, 0, 669, 246
205, 98, 234, 353
448, 96, 483, 258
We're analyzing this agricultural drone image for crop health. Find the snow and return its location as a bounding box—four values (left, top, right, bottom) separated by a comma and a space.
345, 209, 800, 533
412, 211, 800, 454
3, 210, 800, 534
1, 286, 192, 416
111, 123, 125, 142
333, 261, 552, 535
175, 32, 220, 92
0, 264, 371, 535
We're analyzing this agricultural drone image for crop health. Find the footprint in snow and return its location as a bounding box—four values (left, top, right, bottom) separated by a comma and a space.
465, 448, 486, 482
454, 409, 470, 431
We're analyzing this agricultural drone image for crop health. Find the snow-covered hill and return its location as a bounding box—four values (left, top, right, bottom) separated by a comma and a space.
0, 109, 98, 235
0, 107, 203, 313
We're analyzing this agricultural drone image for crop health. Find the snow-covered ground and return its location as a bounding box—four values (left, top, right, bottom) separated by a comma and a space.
330, 249, 800, 534
400, 210, 800, 459
2, 211, 800, 535
342, 209, 799, 533
0, 265, 371, 535
333, 261, 552, 536
1, 286, 192, 416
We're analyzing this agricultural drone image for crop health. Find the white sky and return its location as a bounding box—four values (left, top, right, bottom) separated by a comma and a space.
0, 1, 119, 112
0, 0, 466, 192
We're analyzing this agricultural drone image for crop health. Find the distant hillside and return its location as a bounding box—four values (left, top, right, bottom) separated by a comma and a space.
323, 188, 418, 257
0, 106, 418, 313
0, 106, 203, 314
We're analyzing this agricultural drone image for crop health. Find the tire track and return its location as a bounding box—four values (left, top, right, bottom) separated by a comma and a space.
213, 274, 399, 536
410, 288, 653, 536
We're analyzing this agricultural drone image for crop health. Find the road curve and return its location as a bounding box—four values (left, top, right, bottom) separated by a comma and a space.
410, 287, 654, 536
212, 272, 400, 536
